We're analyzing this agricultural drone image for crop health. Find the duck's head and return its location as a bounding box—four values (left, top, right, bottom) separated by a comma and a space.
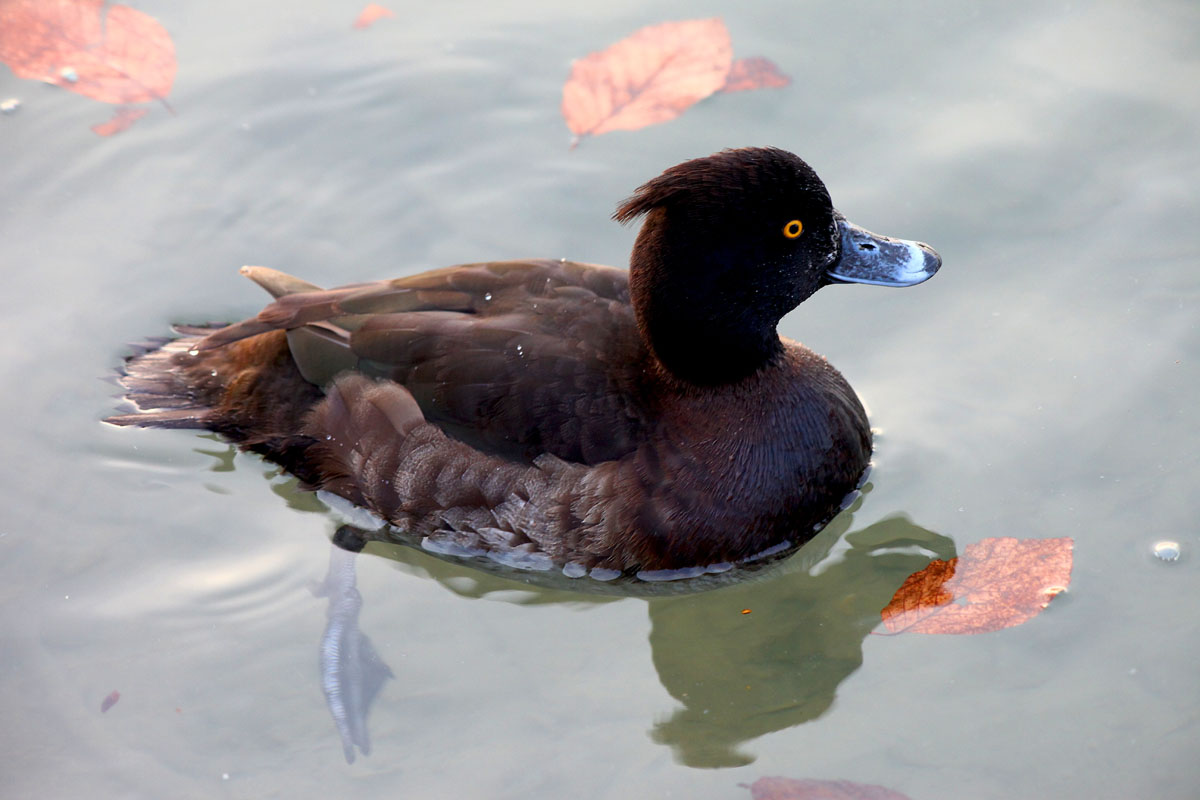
616, 147, 941, 385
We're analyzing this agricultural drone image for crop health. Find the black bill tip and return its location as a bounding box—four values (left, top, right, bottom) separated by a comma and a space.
827, 217, 941, 287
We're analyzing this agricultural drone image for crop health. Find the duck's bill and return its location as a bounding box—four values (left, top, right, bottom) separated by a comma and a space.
826, 217, 942, 287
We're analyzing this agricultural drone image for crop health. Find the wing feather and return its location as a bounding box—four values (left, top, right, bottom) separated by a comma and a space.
199, 260, 649, 465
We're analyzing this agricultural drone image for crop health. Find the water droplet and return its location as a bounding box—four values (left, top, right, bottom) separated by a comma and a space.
187, 348, 199, 356
483, 292, 492, 301
59, 66, 78, 83
1152, 540, 1181, 562
0, 98, 20, 114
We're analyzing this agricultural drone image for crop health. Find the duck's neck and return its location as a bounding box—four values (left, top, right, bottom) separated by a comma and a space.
629, 210, 785, 386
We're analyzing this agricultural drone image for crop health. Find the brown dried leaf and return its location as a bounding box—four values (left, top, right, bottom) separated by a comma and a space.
561, 18, 733, 143
353, 4, 394, 30
748, 776, 914, 800
720, 57, 791, 93
880, 537, 1073, 634
0, 0, 175, 105
91, 105, 145, 136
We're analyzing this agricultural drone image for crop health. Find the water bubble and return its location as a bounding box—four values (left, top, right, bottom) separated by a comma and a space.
1152, 540, 1181, 562
483, 292, 492, 301
0, 98, 20, 114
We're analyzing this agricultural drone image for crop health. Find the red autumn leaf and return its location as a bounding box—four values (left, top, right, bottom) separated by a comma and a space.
0, 0, 175, 105
561, 18, 733, 145
747, 776, 914, 800
91, 105, 145, 136
353, 4, 394, 30
100, 689, 120, 712
720, 57, 791, 93
880, 537, 1073, 635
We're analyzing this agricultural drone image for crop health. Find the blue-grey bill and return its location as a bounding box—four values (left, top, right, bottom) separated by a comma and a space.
827, 217, 942, 287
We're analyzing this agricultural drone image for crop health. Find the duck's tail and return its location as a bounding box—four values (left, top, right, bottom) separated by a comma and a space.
106, 266, 323, 431
105, 325, 223, 429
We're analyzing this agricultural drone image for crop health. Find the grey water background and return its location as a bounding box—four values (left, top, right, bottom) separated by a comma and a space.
2, 0, 1198, 797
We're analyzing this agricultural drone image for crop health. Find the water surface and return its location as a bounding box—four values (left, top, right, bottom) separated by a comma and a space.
2, 1, 1198, 797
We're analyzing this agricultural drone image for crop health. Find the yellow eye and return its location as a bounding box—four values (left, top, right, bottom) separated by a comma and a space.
782, 219, 804, 239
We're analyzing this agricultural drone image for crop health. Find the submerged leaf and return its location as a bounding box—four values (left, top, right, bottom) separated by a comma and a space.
880, 537, 1073, 634
561, 18, 733, 144
100, 689, 120, 712
720, 57, 791, 93
353, 4, 394, 30
747, 776, 914, 800
0, 0, 175, 105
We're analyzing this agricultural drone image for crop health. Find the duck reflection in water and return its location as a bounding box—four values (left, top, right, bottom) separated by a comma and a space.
320, 501, 954, 768
646, 515, 956, 767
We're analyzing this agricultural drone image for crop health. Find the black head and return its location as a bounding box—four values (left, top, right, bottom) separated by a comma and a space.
616, 147, 842, 385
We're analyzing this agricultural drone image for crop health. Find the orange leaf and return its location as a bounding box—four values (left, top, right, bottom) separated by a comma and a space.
561, 18, 733, 144
91, 105, 145, 136
880, 537, 1073, 634
353, 4, 394, 30
0, 0, 175, 105
748, 776, 914, 800
720, 57, 791, 93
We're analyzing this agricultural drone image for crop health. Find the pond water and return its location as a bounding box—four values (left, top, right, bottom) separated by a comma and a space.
3, 0, 1198, 797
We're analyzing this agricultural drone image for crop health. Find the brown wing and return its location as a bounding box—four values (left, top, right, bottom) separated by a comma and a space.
199, 260, 651, 465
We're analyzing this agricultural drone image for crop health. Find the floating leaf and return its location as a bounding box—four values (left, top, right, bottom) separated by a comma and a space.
0, 0, 175, 105
100, 689, 120, 713
91, 105, 145, 136
747, 776, 914, 800
353, 4, 394, 30
720, 57, 791, 93
880, 537, 1073, 635
562, 18, 732, 145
